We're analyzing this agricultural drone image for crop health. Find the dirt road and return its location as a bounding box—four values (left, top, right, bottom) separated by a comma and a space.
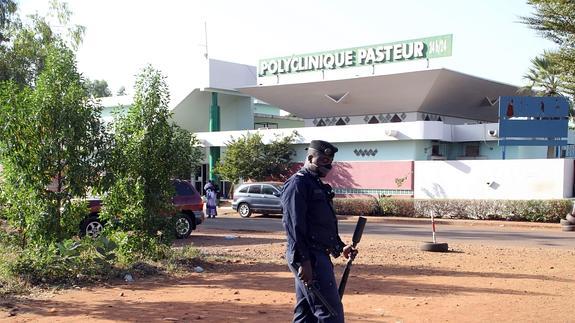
2, 225, 575, 322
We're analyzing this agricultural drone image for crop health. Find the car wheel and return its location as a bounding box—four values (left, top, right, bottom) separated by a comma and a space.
174, 213, 193, 239
238, 203, 252, 218
420, 242, 449, 252
80, 216, 104, 238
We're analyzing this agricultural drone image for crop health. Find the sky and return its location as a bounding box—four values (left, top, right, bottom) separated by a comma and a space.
18, 0, 556, 105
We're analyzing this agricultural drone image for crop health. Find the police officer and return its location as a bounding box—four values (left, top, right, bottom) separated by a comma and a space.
281, 140, 357, 323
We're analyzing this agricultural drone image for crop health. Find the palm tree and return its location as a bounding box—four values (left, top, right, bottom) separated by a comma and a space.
520, 54, 565, 96
521, 53, 575, 123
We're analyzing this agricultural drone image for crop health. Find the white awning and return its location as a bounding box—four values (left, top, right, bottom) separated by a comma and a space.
238, 68, 518, 122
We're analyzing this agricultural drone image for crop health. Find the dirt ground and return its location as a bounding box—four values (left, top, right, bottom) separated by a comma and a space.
1, 221, 575, 323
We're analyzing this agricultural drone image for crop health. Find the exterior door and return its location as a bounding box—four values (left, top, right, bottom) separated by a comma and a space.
261, 184, 281, 211
247, 184, 264, 208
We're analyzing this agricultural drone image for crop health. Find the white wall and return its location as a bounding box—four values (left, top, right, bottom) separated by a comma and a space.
564, 160, 574, 196
171, 89, 211, 133
196, 121, 447, 146
415, 159, 574, 199
219, 94, 253, 131
209, 59, 256, 91
451, 123, 499, 142
195, 121, 507, 147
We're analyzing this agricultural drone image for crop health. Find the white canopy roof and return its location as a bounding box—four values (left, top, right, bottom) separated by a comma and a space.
239, 68, 518, 122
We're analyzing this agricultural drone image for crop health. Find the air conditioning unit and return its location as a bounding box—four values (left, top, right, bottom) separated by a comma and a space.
488, 129, 498, 138
385, 129, 398, 137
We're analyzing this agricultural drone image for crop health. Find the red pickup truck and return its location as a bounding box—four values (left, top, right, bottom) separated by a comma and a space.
81, 180, 205, 239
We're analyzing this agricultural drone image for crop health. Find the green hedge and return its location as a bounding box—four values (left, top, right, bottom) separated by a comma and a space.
334, 198, 380, 216
334, 197, 572, 223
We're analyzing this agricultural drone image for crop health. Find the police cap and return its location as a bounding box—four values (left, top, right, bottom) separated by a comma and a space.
306, 140, 338, 157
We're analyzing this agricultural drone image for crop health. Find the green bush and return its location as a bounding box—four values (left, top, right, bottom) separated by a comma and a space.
8, 237, 119, 285
334, 197, 571, 223
411, 199, 570, 222
0, 231, 202, 289
334, 198, 380, 216
379, 198, 415, 217
108, 230, 172, 265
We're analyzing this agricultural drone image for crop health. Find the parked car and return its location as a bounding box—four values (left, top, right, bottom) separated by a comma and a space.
232, 182, 283, 218
81, 179, 205, 239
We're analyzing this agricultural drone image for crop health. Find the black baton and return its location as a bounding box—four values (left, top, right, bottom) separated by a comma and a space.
338, 216, 367, 299
306, 281, 338, 317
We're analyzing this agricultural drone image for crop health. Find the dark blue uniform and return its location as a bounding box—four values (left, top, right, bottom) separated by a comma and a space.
281, 168, 345, 323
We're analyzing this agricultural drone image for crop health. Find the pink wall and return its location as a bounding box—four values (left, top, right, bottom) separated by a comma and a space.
324, 161, 414, 190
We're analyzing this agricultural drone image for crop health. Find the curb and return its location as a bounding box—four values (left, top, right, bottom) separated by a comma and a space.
336, 215, 559, 229
218, 206, 559, 229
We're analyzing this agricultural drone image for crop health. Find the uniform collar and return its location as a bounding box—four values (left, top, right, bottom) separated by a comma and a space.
300, 167, 319, 178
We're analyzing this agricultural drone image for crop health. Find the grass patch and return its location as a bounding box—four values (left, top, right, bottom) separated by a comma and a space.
0, 231, 208, 296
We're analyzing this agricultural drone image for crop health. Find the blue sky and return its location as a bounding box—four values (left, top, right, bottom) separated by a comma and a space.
19, 0, 555, 103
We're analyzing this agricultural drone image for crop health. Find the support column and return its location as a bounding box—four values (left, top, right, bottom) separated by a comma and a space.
209, 92, 221, 181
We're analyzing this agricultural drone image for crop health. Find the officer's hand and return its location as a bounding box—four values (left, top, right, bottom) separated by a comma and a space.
298, 260, 313, 285
343, 245, 358, 260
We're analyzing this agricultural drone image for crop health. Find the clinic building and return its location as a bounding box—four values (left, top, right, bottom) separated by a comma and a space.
163, 35, 575, 199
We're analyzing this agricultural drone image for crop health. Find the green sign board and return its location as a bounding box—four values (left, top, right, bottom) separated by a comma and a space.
258, 34, 453, 77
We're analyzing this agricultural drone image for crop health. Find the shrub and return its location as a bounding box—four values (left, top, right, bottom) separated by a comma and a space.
9, 237, 119, 285
108, 230, 172, 265
334, 197, 571, 223
411, 199, 570, 222
334, 198, 380, 216
378, 198, 415, 217
1, 231, 202, 289
463, 200, 506, 220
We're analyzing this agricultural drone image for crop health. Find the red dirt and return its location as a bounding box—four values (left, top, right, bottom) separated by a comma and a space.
1, 224, 574, 322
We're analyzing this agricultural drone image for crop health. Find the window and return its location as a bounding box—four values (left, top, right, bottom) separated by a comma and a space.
238, 186, 249, 193
465, 144, 480, 157
248, 185, 262, 194
174, 181, 195, 196
431, 145, 441, 156
262, 185, 277, 195
254, 122, 278, 129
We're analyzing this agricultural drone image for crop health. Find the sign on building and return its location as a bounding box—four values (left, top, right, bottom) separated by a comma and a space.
498, 96, 569, 146
258, 34, 453, 77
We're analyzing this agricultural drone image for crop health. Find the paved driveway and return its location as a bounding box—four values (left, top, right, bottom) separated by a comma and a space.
203, 212, 575, 249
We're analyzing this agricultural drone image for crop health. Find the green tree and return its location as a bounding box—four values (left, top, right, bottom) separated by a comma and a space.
215, 132, 299, 184
0, 43, 107, 245
171, 126, 204, 180
520, 53, 566, 96
102, 65, 202, 241
0, 0, 17, 43
0, 0, 85, 87
86, 78, 112, 98
522, 0, 575, 95
116, 85, 126, 96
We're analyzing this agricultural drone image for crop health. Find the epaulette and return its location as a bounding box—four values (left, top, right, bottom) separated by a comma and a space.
296, 172, 305, 177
